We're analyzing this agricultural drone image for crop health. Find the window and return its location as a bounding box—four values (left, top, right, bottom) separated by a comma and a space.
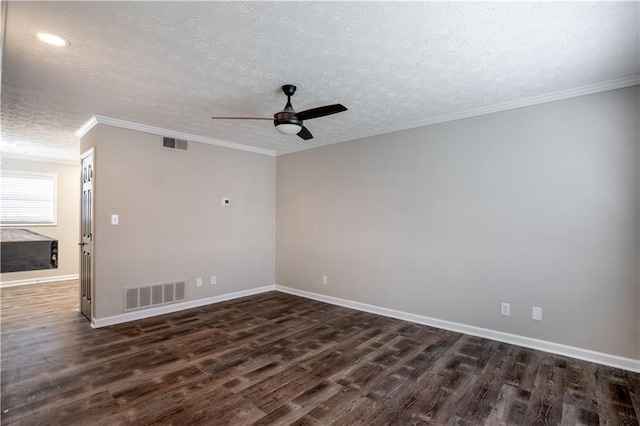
1, 171, 57, 225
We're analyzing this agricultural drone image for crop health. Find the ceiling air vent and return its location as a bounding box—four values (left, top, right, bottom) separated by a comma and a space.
162, 137, 188, 151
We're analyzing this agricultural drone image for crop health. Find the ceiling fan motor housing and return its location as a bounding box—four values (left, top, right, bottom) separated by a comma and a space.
274, 85, 302, 127
274, 111, 302, 127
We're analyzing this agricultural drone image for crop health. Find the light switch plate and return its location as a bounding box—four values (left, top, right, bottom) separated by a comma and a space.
111, 214, 119, 225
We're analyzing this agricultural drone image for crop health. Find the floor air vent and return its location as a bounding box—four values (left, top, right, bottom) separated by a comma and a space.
162, 137, 188, 151
124, 280, 187, 312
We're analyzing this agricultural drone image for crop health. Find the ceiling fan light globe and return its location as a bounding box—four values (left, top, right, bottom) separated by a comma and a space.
275, 123, 302, 135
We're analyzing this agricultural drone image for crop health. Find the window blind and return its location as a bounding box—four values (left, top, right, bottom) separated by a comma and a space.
1, 171, 57, 224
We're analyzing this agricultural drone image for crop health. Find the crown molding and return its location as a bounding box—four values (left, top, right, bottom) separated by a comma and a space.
74, 75, 638, 159
75, 115, 276, 157
276, 74, 640, 156
1, 152, 80, 165
74, 115, 98, 138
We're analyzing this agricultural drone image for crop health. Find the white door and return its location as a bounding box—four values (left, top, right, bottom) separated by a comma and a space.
79, 150, 93, 320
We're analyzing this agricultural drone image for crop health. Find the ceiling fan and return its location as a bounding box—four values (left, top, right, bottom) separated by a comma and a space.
211, 85, 347, 140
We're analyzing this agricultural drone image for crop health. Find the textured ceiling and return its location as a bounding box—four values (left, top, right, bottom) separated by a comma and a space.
2, 1, 639, 161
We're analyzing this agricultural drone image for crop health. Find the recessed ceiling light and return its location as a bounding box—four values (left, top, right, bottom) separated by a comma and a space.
37, 33, 69, 47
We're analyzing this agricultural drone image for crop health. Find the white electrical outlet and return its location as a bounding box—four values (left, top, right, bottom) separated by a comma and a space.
111, 214, 119, 225
211, 275, 217, 285
532, 306, 542, 321
501, 303, 510, 316
322, 275, 328, 285
196, 277, 202, 287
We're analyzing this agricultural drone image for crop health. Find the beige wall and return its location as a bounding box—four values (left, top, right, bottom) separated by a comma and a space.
0, 158, 80, 283
276, 86, 640, 359
81, 125, 275, 319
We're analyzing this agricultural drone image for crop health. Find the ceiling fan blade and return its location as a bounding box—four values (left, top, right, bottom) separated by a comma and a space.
297, 126, 313, 140
297, 104, 347, 121
211, 116, 272, 120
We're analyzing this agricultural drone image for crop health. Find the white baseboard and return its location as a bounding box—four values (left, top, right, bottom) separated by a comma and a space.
92, 285, 276, 328
275, 285, 640, 373
86, 281, 640, 372
0, 274, 79, 288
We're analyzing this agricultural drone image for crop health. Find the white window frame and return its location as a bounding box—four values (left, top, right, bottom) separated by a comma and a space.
1, 170, 58, 226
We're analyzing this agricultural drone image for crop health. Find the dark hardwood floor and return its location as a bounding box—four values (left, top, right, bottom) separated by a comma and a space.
1, 281, 638, 425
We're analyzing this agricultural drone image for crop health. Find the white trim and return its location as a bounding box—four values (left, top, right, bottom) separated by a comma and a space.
275, 285, 640, 373
276, 75, 640, 156
80, 147, 94, 161
1, 152, 80, 165
91, 285, 275, 328
72, 76, 638, 159
73, 116, 99, 138
0, 274, 79, 288
74, 115, 276, 157
81, 280, 640, 371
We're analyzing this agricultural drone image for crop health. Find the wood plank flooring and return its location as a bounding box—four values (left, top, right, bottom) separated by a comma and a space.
1, 281, 638, 425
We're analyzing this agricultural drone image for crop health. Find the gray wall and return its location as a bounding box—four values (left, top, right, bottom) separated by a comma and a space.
81, 125, 275, 319
276, 86, 640, 359
0, 158, 80, 283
